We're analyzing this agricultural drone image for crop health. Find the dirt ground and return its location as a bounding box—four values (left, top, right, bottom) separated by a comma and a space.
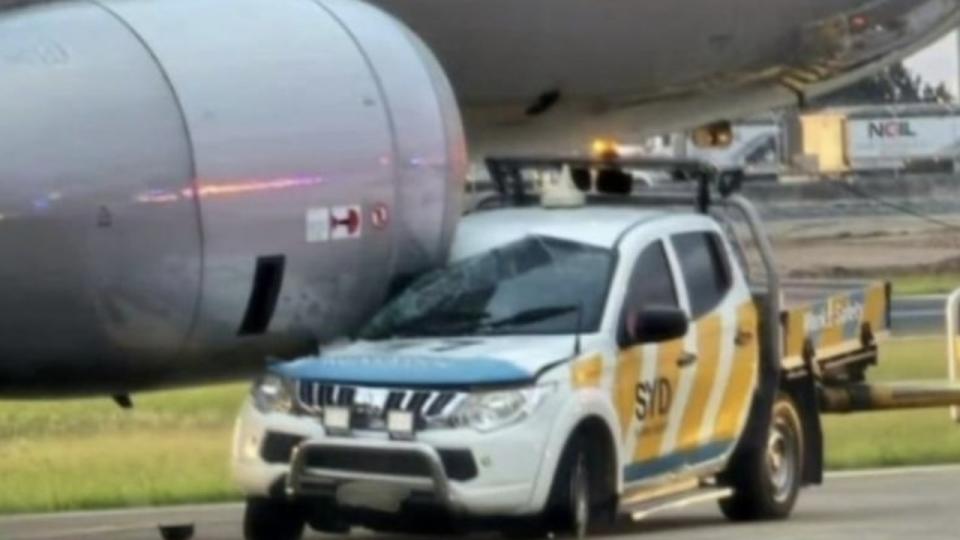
768, 215, 960, 278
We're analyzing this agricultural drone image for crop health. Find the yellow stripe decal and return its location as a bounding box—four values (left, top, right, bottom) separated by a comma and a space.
614, 347, 642, 438
634, 339, 683, 462
572, 354, 604, 389
714, 303, 759, 441
678, 314, 721, 452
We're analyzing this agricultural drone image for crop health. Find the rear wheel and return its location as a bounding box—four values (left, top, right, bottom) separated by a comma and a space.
243, 497, 306, 540
719, 394, 803, 521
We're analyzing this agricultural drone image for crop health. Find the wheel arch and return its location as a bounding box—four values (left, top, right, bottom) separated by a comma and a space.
541, 414, 620, 525
529, 390, 623, 515
573, 415, 619, 510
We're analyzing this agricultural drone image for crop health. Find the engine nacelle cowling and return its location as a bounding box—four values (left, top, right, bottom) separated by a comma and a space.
0, 0, 466, 396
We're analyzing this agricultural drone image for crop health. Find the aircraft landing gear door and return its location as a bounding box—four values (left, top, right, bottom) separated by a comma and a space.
667, 231, 749, 469
615, 240, 687, 485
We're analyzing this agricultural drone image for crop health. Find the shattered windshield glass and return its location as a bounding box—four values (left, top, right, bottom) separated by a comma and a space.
359, 236, 614, 339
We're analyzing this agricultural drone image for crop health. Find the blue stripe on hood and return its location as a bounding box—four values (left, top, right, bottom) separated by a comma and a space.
271, 354, 534, 387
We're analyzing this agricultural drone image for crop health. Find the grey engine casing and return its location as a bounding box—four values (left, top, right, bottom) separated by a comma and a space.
0, 0, 466, 396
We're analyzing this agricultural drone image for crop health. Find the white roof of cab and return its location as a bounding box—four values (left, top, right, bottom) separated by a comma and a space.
451, 206, 667, 260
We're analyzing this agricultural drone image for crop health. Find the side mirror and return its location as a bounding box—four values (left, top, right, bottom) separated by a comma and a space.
631, 306, 689, 344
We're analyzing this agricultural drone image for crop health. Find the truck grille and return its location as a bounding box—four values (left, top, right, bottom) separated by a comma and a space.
296, 382, 461, 430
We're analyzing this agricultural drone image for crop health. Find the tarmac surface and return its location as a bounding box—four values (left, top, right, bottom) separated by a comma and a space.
3, 466, 960, 540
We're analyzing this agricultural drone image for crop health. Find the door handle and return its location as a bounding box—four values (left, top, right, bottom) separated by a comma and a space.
677, 352, 698, 368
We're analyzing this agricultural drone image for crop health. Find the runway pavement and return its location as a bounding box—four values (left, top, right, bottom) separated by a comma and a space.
3, 466, 960, 540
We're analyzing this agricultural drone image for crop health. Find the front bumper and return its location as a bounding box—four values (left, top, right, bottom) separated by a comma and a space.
231, 397, 562, 516
288, 438, 455, 510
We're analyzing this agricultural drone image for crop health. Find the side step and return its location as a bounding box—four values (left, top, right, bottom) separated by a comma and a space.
620, 481, 732, 522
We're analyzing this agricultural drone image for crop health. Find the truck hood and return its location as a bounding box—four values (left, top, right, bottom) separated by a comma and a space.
272, 336, 579, 388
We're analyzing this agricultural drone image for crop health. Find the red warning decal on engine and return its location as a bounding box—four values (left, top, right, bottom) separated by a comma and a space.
330, 205, 362, 240
305, 205, 362, 243
371, 203, 390, 230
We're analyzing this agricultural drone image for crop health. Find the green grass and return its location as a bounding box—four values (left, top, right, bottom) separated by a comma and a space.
0, 384, 248, 515
891, 273, 960, 296
1, 339, 959, 514
0, 429, 237, 514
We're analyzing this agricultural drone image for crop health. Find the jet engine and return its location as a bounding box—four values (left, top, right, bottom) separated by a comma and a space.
0, 0, 466, 396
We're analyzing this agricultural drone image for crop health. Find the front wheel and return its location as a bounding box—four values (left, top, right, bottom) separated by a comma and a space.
545, 437, 595, 538
719, 394, 803, 521
502, 437, 595, 540
243, 497, 306, 540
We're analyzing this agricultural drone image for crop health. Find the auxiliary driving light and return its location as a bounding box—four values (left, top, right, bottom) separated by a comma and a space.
323, 406, 352, 433
387, 410, 415, 440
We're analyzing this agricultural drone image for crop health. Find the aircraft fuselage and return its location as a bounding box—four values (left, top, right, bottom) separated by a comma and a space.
373, 0, 960, 151
0, 0, 957, 397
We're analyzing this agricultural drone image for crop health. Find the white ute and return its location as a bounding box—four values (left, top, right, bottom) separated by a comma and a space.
232, 164, 901, 539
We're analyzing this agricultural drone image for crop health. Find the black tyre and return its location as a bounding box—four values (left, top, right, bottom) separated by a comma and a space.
502, 428, 617, 540
544, 437, 595, 538
243, 497, 306, 540
501, 439, 592, 539
719, 394, 804, 521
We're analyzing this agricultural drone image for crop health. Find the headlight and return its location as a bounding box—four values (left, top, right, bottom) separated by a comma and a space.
251, 374, 294, 414
447, 384, 555, 433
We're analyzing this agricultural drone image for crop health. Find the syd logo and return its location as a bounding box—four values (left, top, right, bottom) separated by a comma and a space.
635, 378, 673, 422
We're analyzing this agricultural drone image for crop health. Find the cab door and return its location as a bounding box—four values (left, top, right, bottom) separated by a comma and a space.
668, 230, 756, 469
614, 238, 689, 484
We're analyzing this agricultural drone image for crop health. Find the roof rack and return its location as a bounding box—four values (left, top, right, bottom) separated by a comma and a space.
483, 155, 745, 214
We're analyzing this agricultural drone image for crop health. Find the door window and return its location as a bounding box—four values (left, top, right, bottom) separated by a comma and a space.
672, 231, 732, 320
618, 241, 678, 346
